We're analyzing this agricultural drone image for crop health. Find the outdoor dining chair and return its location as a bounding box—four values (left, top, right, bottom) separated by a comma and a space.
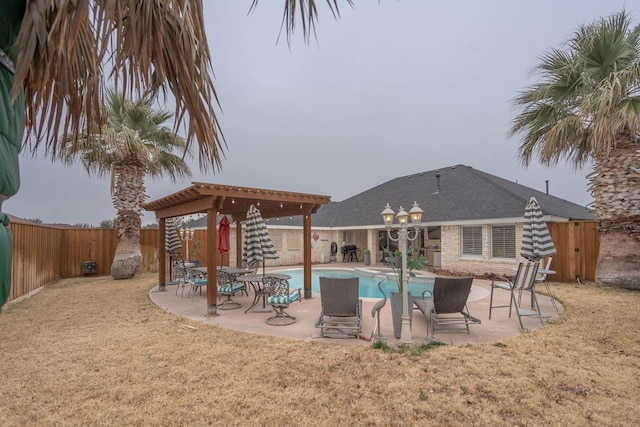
489, 261, 543, 329
216, 270, 246, 310
262, 276, 301, 326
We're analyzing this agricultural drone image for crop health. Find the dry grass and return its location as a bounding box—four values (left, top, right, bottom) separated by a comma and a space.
1, 273, 639, 426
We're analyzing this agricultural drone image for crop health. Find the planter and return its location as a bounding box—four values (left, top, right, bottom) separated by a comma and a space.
364, 252, 371, 265
390, 291, 414, 339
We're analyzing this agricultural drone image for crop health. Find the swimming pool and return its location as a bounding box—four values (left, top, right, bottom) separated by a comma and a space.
273, 268, 434, 299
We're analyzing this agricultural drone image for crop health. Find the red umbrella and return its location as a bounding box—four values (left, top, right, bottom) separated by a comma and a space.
217, 216, 231, 263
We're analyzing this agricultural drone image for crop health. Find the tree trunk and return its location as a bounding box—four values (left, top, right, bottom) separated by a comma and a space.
595, 230, 640, 289
110, 162, 144, 279
590, 140, 640, 289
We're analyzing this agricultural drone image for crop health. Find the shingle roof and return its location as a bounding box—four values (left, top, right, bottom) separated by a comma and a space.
270, 164, 594, 227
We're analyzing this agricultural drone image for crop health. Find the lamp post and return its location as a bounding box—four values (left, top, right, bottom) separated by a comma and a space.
179, 227, 195, 263
381, 201, 423, 344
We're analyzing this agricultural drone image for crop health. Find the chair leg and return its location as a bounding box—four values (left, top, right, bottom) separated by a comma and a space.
489, 287, 494, 320
266, 306, 296, 326
511, 291, 524, 330
217, 294, 242, 310
489, 286, 515, 320
543, 281, 559, 311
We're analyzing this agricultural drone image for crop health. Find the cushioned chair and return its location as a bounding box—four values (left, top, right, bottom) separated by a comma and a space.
216, 270, 245, 310
170, 253, 191, 296
263, 276, 301, 326
186, 268, 207, 299
315, 277, 362, 338
489, 261, 543, 329
414, 276, 480, 338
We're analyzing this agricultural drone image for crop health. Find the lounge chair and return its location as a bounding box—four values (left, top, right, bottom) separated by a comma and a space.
414, 276, 480, 338
489, 261, 543, 329
315, 277, 362, 338
263, 276, 301, 326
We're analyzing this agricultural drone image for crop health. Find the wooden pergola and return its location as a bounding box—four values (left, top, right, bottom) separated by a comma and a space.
142, 182, 331, 317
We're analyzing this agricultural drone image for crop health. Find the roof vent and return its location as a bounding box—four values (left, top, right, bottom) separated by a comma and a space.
433, 173, 441, 194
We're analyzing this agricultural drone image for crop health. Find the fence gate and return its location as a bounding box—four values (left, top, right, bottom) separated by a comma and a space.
547, 221, 599, 283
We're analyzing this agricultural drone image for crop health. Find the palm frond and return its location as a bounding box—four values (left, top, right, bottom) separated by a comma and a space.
510, 10, 640, 167
250, 0, 354, 45
13, 0, 224, 172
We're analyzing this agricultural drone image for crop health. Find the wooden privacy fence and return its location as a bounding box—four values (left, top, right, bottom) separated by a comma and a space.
6, 219, 598, 305
7, 220, 216, 304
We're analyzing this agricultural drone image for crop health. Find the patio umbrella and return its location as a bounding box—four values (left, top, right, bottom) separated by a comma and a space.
242, 204, 278, 276
165, 218, 182, 284
520, 196, 557, 261
217, 216, 231, 264
165, 218, 182, 253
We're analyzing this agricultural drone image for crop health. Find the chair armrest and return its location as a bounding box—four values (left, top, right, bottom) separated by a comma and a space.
491, 275, 512, 286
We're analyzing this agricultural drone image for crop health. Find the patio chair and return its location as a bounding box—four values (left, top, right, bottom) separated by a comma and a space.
171, 253, 192, 296
489, 261, 543, 329
186, 268, 207, 299
315, 277, 362, 338
216, 269, 245, 310
263, 276, 302, 326
414, 276, 480, 338
533, 257, 558, 311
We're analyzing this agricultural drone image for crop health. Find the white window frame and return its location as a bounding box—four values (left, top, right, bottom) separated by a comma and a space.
490, 224, 516, 259
460, 225, 483, 258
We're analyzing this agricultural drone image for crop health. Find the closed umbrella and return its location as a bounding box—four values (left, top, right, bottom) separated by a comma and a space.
165, 218, 183, 285
218, 216, 231, 264
242, 204, 278, 275
165, 218, 182, 253
520, 196, 557, 261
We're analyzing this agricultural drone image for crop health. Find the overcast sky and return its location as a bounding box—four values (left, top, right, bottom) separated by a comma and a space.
5, 1, 635, 225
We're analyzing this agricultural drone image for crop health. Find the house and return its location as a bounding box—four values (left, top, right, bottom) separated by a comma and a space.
190, 164, 594, 277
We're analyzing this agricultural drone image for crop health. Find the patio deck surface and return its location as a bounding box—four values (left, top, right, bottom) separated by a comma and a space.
148, 264, 563, 346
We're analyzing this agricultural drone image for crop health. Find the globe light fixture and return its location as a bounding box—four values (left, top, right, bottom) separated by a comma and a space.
380, 201, 424, 344
179, 226, 195, 262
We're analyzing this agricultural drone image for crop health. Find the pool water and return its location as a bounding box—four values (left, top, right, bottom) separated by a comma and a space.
275, 268, 434, 299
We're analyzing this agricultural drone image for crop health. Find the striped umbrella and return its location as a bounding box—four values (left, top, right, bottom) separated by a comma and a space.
520, 197, 557, 261
242, 204, 278, 275
164, 218, 183, 285
165, 218, 183, 253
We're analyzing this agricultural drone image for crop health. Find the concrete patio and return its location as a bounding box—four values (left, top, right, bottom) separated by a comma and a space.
148, 265, 563, 346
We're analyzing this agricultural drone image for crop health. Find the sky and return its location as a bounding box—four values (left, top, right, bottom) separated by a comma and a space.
5, 1, 636, 225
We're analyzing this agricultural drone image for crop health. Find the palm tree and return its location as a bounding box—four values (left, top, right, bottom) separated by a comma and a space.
60, 91, 191, 279
510, 11, 640, 289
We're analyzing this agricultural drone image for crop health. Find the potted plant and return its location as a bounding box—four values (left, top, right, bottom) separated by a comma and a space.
382, 246, 427, 339
363, 248, 371, 265
192, 240, 202, 267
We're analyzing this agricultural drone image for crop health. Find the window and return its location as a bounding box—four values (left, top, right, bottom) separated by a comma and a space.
491, 225, 516, 259
461, 226, 482, 257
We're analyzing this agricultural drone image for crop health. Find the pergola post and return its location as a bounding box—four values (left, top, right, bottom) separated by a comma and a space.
235, 221, 242, 268
158, 217, 166, 291
206, 208, 219, 317
303, 213, 312, 299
